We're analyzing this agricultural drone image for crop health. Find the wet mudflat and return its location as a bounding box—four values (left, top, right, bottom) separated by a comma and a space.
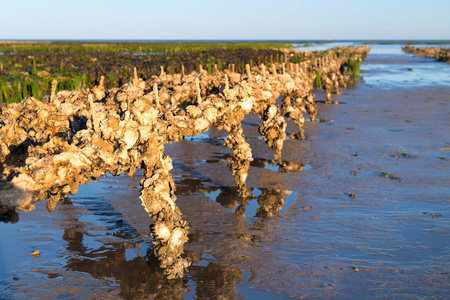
1, 45, 450, 299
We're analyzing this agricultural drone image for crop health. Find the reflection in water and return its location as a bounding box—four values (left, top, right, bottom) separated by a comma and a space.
56, 197, 247, 299
174, 155, 299, 220
0, 129, 300, 298
178, 182, 296, 220
256, 188, 292, 218
189, 261, 243, 300
211, 153, 311, 173
234, 187, 296, 219
251, 157, 311, 173
0, 207, 18, 223
66, 239, 187, 299
57, 198, 181, 299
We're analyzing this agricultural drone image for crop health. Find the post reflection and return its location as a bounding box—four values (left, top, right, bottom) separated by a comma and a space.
176, 173, 296, 220
56, 198, 245, 300
0, 157, 296, 298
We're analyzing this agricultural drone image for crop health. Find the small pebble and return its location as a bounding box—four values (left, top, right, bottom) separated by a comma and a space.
30, 250, 40, 257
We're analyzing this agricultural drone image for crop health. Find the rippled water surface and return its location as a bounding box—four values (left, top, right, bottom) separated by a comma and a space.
1, 43, 449, 299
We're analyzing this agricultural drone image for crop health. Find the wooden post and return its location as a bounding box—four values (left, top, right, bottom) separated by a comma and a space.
133, 67, 138, 85
225, 74, 229, 94
196, 78, 202, 104
245, 64, 252, 81
51, 79, 57, 101
153, 83, 160, 108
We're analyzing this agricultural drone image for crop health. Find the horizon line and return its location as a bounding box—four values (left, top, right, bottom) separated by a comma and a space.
1, 39, 450, 43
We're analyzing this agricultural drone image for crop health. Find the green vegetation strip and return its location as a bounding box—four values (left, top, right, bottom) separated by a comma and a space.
0, 42, 363, 104
0, 41, 293, 54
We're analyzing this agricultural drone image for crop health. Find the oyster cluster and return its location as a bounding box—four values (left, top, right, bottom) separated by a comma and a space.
0, 46, 370, 278
402, 45, 450, 63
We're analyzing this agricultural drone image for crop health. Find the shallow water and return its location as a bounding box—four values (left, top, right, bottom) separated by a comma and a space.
1, 44, 450, 299
296, 42, 450, 89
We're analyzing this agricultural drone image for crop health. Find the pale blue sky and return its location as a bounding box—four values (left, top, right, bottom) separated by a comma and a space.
1, 0, 449, 40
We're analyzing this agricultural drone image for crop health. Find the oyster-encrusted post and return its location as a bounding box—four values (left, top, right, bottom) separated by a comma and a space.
139, 145, 190, 279
223, 122, 253, 199
258, 104, 287, 162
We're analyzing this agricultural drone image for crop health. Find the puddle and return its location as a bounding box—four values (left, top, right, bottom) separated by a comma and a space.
246, 135, 294, 141
186, 255, 283, 300
245, 135, 264, 141
306, 118, 333, 123
315, 100, 346, 104
205, 153, 310, 173
250, 157, 311, 173
208, 153, 310, 173
246, 187, 297, 219
186, 132, 211, 141
204, 186, 297, 219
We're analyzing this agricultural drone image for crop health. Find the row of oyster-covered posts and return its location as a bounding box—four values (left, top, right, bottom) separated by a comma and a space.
0, 46, 370, 278
402, 45, 450, 63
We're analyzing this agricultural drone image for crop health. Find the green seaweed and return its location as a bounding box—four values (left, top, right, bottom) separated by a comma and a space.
30, 78, 40, 100
346, 54, 362, 78
379, 172, 401, 181
428, 213, 443, 218
31, 59, 37, 75
41, 76, 50, 96
11, 79, 22, 103
0, 80, 11, 103
21, 77, 28, 100
315, 71, 322, 89
73, 73, 84, 90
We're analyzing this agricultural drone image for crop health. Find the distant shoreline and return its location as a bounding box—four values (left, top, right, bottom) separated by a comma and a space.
0, 40, 450, 44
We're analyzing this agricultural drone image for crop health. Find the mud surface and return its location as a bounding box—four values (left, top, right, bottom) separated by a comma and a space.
1, 45, 449, 299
